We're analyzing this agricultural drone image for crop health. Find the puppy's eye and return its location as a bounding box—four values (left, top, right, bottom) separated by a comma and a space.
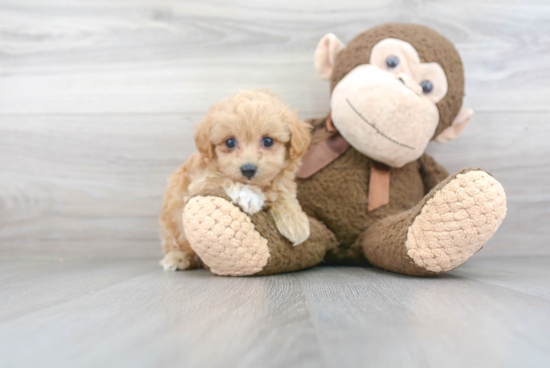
420, 80, 433, 94
386, 55, 400, 69
261, 137, 274, 148
225, 138, 237, 149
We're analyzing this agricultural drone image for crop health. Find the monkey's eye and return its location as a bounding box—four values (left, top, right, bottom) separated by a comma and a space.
386, 55, 400, 69
225, 138, 237, 149
420, 80, 433, 94
261, 137, 274, 148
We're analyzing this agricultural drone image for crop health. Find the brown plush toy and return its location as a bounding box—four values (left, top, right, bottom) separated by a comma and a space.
181, 23, 507, 276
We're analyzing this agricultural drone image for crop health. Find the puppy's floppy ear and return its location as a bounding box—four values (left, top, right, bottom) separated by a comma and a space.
287, 113, 312, 160
194, 119, 214, 159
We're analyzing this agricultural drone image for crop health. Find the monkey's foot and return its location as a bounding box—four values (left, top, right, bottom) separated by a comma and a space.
182, 196, 270, 276
406, 169, 507, 273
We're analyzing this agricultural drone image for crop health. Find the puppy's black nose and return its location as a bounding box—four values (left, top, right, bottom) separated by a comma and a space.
240, 164, 257, 179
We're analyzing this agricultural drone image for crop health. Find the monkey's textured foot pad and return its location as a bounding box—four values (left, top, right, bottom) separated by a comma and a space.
183, 196, 270, 276
406, 170, 507, 273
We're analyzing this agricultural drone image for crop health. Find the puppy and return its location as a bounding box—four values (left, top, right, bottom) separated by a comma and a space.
159, 90, 312, 271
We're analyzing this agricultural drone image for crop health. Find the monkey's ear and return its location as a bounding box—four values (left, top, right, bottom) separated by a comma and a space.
314, 33, 345, 80
435, 108, 474, 143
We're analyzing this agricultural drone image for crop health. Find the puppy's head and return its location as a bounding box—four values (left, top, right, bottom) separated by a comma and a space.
195, 89, 311, 186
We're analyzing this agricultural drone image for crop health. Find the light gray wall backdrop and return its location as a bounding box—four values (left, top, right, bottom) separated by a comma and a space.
0, 0, 548, 258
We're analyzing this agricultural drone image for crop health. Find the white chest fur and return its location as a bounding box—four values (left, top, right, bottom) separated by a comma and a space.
225, 183, 267, 215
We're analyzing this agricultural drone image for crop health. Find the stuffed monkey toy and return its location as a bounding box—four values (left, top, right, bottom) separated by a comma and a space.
179, 23, 507, 276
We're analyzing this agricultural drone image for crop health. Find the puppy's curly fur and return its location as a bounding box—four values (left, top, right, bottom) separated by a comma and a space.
159, 90, 312, 271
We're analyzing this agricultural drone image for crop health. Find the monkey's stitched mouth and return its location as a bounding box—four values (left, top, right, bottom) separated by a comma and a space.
346, 99, 415, 150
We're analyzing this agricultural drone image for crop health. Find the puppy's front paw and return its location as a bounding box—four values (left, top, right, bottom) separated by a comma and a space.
160, 250, 192, 271
225, 184, 266, 215
274, 210, 310, 246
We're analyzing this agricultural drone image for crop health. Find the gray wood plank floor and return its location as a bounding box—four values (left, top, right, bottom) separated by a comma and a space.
1, 257, 549, 368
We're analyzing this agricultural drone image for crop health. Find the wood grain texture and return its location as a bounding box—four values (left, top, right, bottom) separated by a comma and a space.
0, 257, 549, 368
0, 0, 548, 257
1, 112, 547, 257
1, 0, 550, 115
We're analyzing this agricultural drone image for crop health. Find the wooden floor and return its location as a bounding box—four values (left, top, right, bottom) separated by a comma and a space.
1, 256, 549, 368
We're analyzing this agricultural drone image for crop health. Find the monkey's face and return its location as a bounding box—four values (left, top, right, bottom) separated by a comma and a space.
330, 38, 449, 168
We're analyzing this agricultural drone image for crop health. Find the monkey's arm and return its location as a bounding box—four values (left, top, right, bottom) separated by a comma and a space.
418, 153, 449, 195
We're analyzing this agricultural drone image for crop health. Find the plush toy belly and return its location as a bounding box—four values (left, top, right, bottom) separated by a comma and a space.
297, 146, 424, 249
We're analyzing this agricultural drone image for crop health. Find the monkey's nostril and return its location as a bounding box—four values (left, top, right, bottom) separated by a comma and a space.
396, 73, 422, 95
240, 164, 257, 179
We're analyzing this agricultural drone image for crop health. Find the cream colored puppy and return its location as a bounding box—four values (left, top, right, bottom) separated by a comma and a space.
159, 90, 312, 271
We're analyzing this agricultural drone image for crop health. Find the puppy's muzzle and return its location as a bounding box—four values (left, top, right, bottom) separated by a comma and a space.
240, 164, 257, 180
